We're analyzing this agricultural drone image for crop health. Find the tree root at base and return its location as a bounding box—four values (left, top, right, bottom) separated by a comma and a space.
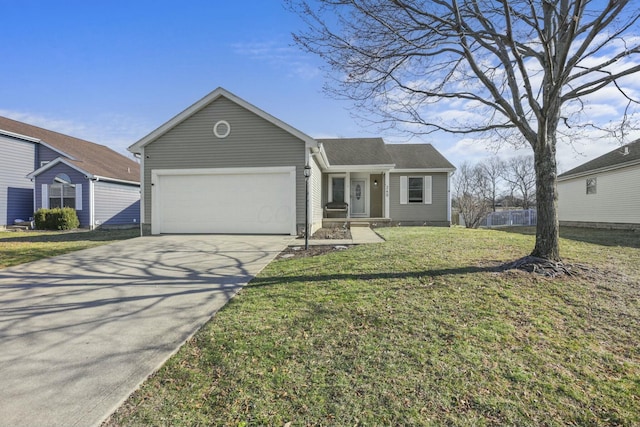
497, 256, 587, 278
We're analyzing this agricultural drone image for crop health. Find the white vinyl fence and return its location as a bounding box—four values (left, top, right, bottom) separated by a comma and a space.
481, 209, 537, 228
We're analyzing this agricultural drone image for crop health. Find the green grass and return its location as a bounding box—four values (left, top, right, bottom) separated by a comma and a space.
0, 228, 140, 269
104, 226, 639, 426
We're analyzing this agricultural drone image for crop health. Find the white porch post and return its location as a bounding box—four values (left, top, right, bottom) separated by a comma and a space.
384, 171, 390, 218
447, 171, 452, 223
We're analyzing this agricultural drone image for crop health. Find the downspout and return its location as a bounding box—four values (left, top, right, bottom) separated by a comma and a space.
447, 171, 454, 226
89, 178, 96, 230
33, 144, 38, 218
139, 148, 145, 236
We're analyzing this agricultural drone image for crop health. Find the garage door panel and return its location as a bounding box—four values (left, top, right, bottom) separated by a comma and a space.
155, 168, 295, 234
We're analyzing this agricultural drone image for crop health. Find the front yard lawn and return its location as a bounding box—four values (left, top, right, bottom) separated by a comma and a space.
0, 229, 140, 269
106, 226, 638, 426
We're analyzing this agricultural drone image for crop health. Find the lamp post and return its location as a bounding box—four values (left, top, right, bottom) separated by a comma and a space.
303, 164, 311, 250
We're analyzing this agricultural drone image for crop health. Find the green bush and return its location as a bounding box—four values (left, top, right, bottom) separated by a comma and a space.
34, 208, 80, 230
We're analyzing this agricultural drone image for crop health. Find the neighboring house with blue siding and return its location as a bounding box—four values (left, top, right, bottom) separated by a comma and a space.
128, 87, 456, 235
0, 116, 140, 229
0, 130, 37, 227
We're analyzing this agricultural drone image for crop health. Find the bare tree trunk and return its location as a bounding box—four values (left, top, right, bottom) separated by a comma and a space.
531, 136, 560, 261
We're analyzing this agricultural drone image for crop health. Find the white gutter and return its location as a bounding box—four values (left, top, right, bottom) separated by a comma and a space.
0, 129, 41, 143
324, 164, 396, 173
392, 168, 457, 173
92, 175, 140, 186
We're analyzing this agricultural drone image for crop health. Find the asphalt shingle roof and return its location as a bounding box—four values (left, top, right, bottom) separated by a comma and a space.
386, 143, 456, 169
558, 139, 640, 178
0, 116, 139, 183
319, 138, 455, 169
318, 138, 394, 165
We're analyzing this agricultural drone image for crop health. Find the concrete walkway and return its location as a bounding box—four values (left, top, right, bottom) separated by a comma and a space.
290, 226, 385, 247
0, 235, 291, 427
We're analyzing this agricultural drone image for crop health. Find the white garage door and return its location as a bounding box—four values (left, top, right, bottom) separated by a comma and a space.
153, 167, 296, 234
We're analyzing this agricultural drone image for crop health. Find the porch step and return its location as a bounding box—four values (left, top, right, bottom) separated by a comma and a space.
5, 225, 30, 231
350, 222, 370, 228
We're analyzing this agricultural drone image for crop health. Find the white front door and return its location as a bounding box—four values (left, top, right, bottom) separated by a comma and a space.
350, 179, 366, 216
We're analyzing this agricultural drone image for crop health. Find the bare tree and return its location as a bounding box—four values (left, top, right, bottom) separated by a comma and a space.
479, 156, 506, 212
503, 156, 537, 209
290, 0, 640, 261
454, 162, 492, 228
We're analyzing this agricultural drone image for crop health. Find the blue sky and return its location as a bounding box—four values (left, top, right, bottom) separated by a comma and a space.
1, 1, 638, 172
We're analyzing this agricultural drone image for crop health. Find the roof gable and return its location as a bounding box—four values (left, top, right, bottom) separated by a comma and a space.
0, 116, 140, 183
559, 139, 640, 179
128, 87, 317, 153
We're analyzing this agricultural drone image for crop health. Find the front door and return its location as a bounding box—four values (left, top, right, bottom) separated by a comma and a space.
350, 179, 366, 216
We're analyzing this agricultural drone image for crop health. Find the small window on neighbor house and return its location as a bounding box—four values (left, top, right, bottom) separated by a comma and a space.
332, 177, 345, 203
586, 177, 597, 195
408, 177, 424, 203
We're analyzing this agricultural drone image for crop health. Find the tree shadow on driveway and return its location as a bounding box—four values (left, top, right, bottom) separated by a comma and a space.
0, 234, 289, 427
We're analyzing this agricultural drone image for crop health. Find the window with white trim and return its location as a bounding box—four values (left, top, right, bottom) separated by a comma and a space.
586, 177, 597, 195
408, 177, 424, 203
331, 176, 345, 203
400, 175, 432, 204
48, 173, 82, 210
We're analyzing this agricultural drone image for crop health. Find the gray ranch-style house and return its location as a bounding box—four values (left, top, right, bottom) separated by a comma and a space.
128, 87, 456, 235
0, 116, 140, 229
558, 139, 640, 230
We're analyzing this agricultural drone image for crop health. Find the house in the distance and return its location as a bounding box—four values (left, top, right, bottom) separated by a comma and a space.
0, 116, 140, 229
128, 87, 455, 235
557, 140, 640, 230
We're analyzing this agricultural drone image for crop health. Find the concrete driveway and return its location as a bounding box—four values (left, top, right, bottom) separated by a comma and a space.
0, 234, 291, 427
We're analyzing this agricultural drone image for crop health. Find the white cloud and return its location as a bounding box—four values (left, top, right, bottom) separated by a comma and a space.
231, 39, 321, 80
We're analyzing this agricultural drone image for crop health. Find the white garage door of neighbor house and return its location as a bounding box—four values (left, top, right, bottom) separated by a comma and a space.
153, 167, 296, 234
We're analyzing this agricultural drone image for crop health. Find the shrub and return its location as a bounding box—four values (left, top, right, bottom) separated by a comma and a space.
34, 208, 80, 230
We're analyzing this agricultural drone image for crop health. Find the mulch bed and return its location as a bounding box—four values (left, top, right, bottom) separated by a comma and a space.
277, 244, 353, 260
277, 227, 353, 260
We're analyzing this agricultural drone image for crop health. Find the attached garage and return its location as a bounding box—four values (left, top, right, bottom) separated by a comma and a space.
152, 167, 296, 235
129, 88, 317, 236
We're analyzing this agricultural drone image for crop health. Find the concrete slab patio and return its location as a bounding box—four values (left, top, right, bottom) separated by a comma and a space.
0, 234, 291, 427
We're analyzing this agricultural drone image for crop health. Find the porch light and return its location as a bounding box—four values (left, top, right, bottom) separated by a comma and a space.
303, 164, 311, 178
374, 179, 378, 187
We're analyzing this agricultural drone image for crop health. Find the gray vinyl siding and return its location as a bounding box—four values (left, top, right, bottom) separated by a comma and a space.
389, 172, 449, 223
310, 154, 323, 233
142, 96, 306, 227
0, 135, 35, 226
94, 181, 140, 226
35, 164, 90, 227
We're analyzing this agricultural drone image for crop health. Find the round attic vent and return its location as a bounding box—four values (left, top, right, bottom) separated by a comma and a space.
213, 120, 231, 138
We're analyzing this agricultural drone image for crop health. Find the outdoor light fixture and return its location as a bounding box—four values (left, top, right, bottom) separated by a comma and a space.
304, 164, 311, 250
374, 179, 378, 187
